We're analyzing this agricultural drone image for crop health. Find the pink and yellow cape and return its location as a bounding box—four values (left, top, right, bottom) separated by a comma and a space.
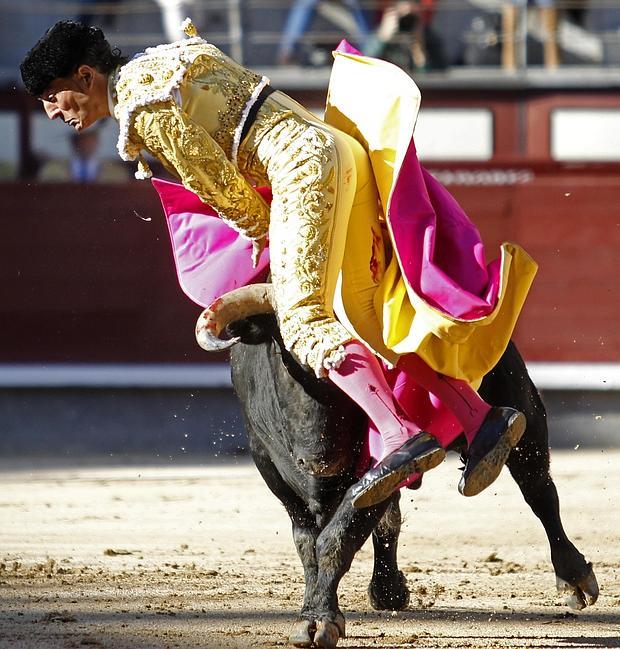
326, 41, 537, 387
152, 43, 537, 467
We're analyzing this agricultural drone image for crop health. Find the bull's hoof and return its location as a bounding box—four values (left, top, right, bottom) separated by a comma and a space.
368, 570, 410, 611
556, 563, 599, 610
289, 619, 316, 647
314, 619, 341, 648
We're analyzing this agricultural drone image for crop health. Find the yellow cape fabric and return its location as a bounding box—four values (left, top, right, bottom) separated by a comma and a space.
325, 51, 538, 385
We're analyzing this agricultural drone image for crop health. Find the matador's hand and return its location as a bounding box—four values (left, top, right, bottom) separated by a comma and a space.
252, 237, 267, 268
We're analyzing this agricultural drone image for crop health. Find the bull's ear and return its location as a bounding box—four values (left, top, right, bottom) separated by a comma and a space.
226, 314, 276, 345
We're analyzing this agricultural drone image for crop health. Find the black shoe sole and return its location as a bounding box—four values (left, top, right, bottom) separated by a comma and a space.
352, 445, 446, 509
458, 411, 526, 497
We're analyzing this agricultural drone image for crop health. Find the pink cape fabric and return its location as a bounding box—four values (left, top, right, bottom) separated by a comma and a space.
151, 177, 271, 307
335, 39, 501, 321
393, 157, 501, 319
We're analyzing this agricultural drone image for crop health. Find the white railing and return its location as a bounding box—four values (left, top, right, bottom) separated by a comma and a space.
2, 362, 620, 390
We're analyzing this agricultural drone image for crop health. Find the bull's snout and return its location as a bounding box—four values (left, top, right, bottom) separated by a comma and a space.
295, 451, 348, 477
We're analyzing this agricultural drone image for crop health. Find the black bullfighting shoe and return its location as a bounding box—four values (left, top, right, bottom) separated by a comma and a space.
351, 432, 445, 509
458, 406, 527, 497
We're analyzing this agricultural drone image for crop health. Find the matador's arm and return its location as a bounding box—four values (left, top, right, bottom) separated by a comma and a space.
131, 101, 270, 241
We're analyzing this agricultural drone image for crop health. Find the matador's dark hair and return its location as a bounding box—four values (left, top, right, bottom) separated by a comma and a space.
20, 20, 128, 96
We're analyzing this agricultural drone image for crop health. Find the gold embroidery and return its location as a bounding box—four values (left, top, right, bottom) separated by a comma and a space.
236, 99, 294, 184
240, 102, 354, 376
185, 53, 263, 157
131, 102, 269, 241
115, 41, 263, 161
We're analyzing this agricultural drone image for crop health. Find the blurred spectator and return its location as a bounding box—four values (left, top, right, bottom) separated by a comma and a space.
565, 3, 587, 28
365, 0, 445, 71
78, 0, 122, 28
38, 129, 130, 184
585, 6, 620, 65
153, 0, 197, 42
462, 11, 501, 67
78, 0, 196, 42
278, 0, 370, 65
502, 0, 558, 69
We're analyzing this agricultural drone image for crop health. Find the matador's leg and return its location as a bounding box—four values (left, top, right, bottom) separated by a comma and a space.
253, 111, 443, 507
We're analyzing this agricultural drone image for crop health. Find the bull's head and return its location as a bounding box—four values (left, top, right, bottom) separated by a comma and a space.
195, 283, 274, 352
195, 283, 362, 478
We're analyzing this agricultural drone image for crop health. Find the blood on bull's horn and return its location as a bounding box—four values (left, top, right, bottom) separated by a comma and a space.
195, 283, 275, 352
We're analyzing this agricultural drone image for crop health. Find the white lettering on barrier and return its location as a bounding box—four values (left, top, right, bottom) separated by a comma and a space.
427, 169, 535, 186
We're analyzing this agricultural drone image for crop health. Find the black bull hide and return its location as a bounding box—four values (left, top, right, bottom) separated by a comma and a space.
226, 314, 598, 648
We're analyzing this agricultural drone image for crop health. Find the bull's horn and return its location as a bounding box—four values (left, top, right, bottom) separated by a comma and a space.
195, 283, 274, 352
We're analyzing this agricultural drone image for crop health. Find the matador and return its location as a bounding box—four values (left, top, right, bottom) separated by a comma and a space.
21, 20, 537, 508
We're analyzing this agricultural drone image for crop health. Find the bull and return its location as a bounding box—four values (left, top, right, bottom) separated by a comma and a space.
196, 283, 599, 649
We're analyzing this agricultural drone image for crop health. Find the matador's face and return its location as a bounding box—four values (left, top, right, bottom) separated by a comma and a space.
39, 65, 107, 133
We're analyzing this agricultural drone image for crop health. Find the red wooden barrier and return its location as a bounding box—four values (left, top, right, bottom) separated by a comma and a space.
1, 169, 618, 364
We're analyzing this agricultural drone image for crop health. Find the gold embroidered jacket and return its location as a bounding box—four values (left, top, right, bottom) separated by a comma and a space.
113, 38, 270, 240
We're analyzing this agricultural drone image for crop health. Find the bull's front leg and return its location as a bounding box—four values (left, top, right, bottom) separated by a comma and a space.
249, 447, 323, 647
368, 493, 410, 611
308, 489, 394, 648
288, 512, 322, 647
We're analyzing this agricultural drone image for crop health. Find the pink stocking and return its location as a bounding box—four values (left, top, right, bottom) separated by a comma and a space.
396, 353, 491, 445
328, 341, 423, 459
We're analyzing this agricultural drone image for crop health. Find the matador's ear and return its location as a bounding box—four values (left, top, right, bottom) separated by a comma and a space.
181, 18, 199, 38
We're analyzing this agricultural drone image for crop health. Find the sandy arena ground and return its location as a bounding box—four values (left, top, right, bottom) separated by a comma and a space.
0, 449, 618, 649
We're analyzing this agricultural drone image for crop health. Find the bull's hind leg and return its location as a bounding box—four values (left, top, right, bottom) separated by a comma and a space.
368, 493, 410, 611
481, 343, 599, 609
505, 421, 599, 609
